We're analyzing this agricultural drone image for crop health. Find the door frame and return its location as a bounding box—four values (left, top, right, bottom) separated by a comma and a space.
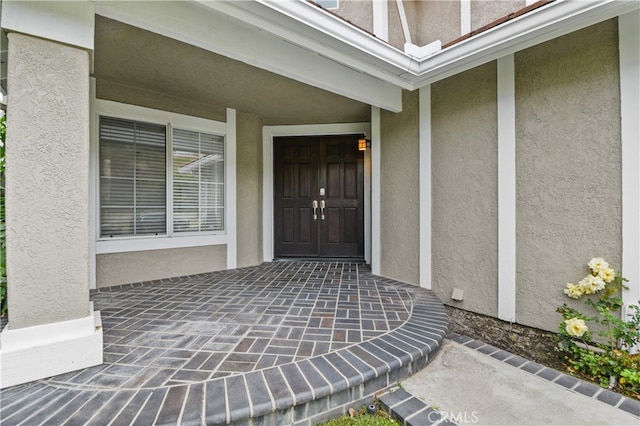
263, 123, 371, 263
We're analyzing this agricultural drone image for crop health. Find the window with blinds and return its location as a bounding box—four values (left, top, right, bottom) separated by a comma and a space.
172, 129, 225, 233
99, 117, 166, 238
98, 116, 225, 238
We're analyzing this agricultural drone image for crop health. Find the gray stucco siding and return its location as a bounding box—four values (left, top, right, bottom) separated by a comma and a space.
6, 34, 92, 328
514, 19, 622, 331
431, 61, 499, 318
380, 90, 421, 286
96, 246, 227, 288
236, 111, 264, 268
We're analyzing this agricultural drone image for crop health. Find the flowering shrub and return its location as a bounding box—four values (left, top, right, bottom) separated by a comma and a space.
557, 258, 640, 397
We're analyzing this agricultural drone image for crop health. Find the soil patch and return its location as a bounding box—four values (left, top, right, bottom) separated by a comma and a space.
445, 306, 640, 401
446, 306, 564, 371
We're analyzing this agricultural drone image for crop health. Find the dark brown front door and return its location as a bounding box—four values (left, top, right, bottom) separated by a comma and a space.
274, 135, 364, 258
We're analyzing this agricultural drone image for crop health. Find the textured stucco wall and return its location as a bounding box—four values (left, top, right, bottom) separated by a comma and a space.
415, 0, 461, 46
333, 0, 373, 34
380, 90, 420, 285
96, 246, 227, 288
471, 0, 525, 32
6, 34, 91, 328
515, 20, 621, 331
236, 112, 263, 268
431, 62, 499, 317
96, 79, 227, 122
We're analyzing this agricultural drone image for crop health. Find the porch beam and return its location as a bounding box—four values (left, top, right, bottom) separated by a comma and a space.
0, 0, 94, 51
94, 0, 403, 112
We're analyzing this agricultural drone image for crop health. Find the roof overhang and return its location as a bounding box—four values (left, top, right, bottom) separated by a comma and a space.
409, 0, 640, 86
5, 0, 638, 113
93, 0, 404, 111
221, 0, 639, 88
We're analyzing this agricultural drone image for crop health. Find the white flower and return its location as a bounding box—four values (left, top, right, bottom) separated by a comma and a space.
564, 283, 583, 299
578, 276, 594, 295
578, 275, 606, 294
588, 257, 609, 273
565, 318, 588, 337
598, 267, 616, 284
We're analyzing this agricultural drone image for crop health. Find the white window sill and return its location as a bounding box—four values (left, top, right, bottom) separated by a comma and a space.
95, 234, 229, 254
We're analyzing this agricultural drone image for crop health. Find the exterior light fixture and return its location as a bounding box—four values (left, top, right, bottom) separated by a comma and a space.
358, 136, 370, 151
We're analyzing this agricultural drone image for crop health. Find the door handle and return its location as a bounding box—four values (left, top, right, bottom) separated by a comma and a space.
312, 200, 318, 220
320, 200, 325, 220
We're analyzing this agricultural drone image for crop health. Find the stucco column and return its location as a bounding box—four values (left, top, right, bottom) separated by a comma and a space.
0, 32, 102, 388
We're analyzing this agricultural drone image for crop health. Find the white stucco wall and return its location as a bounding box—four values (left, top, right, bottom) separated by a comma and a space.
6, 33, 91, 328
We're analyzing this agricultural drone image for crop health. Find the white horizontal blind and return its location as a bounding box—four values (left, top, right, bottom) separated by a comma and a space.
99, 117, 166, 237
172, 129, 225, 232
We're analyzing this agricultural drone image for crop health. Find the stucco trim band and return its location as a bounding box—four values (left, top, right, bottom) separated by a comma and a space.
372, 0, 389, 42
497, 54, 517, 322
0, 304, 103, 389
371, 107, 382, 275
619, 10, 640, 318
419, 86, 432, 289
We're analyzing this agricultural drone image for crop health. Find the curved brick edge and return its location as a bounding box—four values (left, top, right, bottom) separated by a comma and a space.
0, 279, 448, 426
201, 286, 448, 425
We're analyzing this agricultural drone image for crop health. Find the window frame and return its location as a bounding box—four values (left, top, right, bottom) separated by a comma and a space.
91, 97, 233, 255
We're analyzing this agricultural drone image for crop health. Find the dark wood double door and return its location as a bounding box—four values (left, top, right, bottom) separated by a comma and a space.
274, 135, 364, 258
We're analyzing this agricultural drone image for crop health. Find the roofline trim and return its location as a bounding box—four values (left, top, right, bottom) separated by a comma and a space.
248, 0, 639, 89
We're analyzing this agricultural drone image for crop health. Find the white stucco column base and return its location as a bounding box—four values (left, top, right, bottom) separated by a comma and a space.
0, 303, 103, 389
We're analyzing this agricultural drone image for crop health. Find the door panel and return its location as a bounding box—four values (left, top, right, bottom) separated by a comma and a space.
319, 136, 364, 257
274, 138, 319, 256
274, 135, 364, 258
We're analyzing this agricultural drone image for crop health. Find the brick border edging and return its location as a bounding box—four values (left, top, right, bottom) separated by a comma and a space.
90, 272, 450, 425
223, 286, 449, 425
379, 333, 640, 426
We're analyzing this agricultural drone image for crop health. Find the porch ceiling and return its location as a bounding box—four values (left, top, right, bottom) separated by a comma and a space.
93, 16, 370, 125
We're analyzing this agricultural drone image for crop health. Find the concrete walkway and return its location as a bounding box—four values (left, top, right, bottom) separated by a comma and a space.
391, 337, 640, 426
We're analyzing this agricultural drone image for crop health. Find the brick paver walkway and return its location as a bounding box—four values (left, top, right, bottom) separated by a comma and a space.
0, 261, 448, 425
